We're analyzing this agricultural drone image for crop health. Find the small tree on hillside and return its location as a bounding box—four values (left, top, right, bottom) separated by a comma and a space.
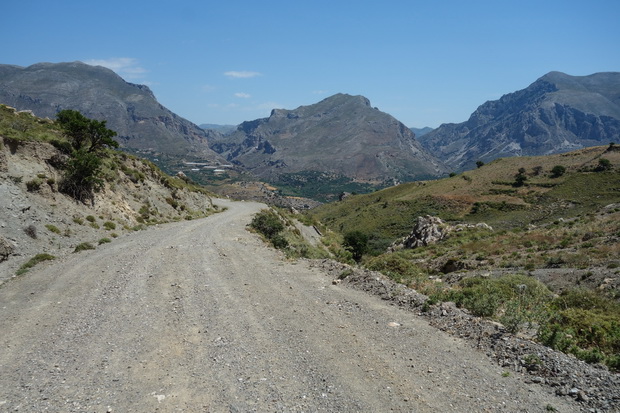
56, 110, 118, 153
343, 230, 368, 262
55, 110, 119, 203
550, 165, 566, 178
596, 158, 612, 171
61, 149, 104, 203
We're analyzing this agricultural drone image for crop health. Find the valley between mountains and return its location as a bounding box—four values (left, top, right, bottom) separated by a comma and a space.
0, 199, 580, 412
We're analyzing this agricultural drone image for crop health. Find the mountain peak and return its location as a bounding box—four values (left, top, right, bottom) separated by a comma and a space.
209, 94, 447, 198
0, 61, 224, 161
420, 71, 620, 171
317, 93, 372, 108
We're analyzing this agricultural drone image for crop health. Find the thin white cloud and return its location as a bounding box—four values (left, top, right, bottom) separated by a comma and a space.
312, 90, 328, 95
83, 58, 146, 79
224, 71, 261, 79
201, 84, 216, 93
257, 101, 282, 110
234, 92, 251, 98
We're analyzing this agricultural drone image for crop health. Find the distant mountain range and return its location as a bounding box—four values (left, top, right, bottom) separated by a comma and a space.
0, 62, 224, 162
199, 124, 237, 135
208, 93, 448, 188
419, 71, 620, 171
410, 127, 433, 137
2, 62, 619, 197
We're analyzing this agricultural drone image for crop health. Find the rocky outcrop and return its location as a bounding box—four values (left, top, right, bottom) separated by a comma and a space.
398, 215, 450, 249
389, 215, 492, 251
0, 236, 13, 262
419, 71, 620, 171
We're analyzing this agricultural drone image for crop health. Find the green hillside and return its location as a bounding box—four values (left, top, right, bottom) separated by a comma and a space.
307, 145, 620, 369
309, 145, 620, 252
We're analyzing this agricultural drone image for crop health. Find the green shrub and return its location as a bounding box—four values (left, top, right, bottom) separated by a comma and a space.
550, 165, 566, 178
26, 179, 42, 191
45, 224, 61, 234
271, 234, 289, 249
366, 253, 422, 285
73, 242, 95, 253
343, 230, 368, 262
73, 217, 84, 225
596, 158, 612, 171
98, 238, 111, 245
538, 289, 620, 370
139, 204, 152, 220
250, 209, 284, 239
103, 221, 116, 230
165, 197, 179, 209
60, 148, 104, 203
444, 275, 552, 322
16, 253, 55, 275
86, 215, 96, 222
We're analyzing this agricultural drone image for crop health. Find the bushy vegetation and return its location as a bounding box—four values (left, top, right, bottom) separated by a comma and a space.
103, 221, 116, 230
73, 242, 95, 253
308, 146, 620, 255
437, 275, 552, 331
539, 289, 620, 368
249, 208, 331, 259
550, 165, 566, 178
249, 209, 288, 249
55, 110, 119, 203
275, 170, 378, 202
45, 224, 61, 234
16, 253, 55, 275
343, 230, 368, 262
306, 146, 620, 369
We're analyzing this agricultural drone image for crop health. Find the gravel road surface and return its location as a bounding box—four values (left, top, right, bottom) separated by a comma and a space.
0, 200, 578, 412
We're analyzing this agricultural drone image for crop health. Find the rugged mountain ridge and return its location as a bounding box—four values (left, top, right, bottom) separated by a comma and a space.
419, 71, 620, 171
0, 62, 224, 162
210, 93, 448, 188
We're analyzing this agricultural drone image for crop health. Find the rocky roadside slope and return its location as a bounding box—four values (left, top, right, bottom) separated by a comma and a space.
313, 259, 620, 412
0, 135, 217, 282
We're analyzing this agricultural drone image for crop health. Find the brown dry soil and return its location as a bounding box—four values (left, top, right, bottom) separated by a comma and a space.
0, 200, 582, 412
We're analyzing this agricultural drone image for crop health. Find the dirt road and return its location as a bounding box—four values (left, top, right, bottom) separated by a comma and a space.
0, 200, 578, 412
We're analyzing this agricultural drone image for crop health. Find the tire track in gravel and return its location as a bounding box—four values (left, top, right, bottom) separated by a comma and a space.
0, 199, 580, 412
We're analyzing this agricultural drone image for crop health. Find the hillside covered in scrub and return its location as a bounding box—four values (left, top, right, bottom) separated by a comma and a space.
306, 146, 620, 369
0, 105, 219, 281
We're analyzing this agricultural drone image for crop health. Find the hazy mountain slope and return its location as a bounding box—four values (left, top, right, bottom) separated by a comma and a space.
410, 126, 433, 137
0, 62, 224, 161
210, 94, 448, 186
199, 123, 237, 135
419, 72, 620, 171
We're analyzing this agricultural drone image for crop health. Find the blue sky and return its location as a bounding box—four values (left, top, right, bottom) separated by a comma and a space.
3, 0, 619, 128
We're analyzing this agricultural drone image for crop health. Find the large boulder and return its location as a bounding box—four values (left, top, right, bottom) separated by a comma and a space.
390, 215, 451, 251
0, 236, 14, 262
389, 216, 493, 251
